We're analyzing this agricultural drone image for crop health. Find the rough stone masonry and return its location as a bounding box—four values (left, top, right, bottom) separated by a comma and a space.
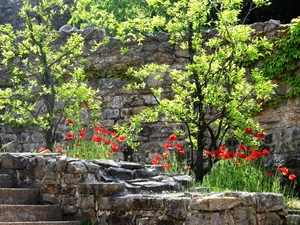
0, 153, 294, 225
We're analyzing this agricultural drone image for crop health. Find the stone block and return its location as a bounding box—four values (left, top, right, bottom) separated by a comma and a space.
1, 154, 29, 169
78, 196, 95, 210
190, 196, 243, 211
131, 196, 164, 211
165, 198, 191, 219
106, 167, 133, 180
97, 197, 115, 210
67, 161, 88, 174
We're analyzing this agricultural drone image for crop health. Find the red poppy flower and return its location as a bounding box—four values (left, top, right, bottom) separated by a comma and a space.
267, 173, 273, 177
103, 129, 110, 135
219, 145, 226, 151
262, 149, 270, 155
111, 143, 120, 151
112, 132, 118, 138
168, 134, 177, 142
92, 134, 102, 142
162, 152, 169, 158
245, 127, 252, 134
219, 152, 230, 160
215, 146, 226, 155
163, 163, 170, 170
245, 156, 252, 161
252, 150, 262, 158
39, 147, 47, 152
282, 167, 289, 176
107, 152, 113, 157
104, 139, 111, 145
277, 167, 284, 172
56, 146, 62, 152
76, 143, 81, 147
277, 167, 289, 176
238, 144, 247, 151
151, 156, 161, 165
81, 154, 86, 158
118, 135, 126, 142
240, 153, 247, 159
289, 174, 296, 180
79, 132, 86, 139
228, 151, 235, 158
248, 148, 255, 153
65, 133, 73, 139
178, 150, 185, 155
163, 143, 173, 149
254, 133, 265, 138
204, 151, 211, 156
94, 125, 103, 133
75, 153, 79, 157
175, 143, 183, 150
67, 118, 74, 125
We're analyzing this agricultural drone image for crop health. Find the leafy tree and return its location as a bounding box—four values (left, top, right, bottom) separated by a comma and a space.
71, 0, 275, 181
0, 0, 101, 150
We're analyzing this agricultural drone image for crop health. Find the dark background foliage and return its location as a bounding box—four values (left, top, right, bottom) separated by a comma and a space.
240, 0, 300, 24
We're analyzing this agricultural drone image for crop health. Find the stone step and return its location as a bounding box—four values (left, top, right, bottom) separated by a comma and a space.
0, 205, 62, 222
0, 188, 40, 204
0, 174, 12, 188
286, 214, 300, 225
0, 222, 81, 225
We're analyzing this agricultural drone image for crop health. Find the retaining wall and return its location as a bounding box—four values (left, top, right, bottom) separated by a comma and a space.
0, 153, 290, 225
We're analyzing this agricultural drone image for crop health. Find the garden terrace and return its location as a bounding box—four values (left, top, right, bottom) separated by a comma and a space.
0, 153, 299, 224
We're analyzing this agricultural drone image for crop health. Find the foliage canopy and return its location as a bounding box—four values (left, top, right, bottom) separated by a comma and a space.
71, 0, 275, 181
0, 0, 101, 149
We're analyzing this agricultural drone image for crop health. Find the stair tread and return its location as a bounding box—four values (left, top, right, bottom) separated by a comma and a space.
0, 204, 62, 221
0, 184, 80, 224
0, 188, 40, 204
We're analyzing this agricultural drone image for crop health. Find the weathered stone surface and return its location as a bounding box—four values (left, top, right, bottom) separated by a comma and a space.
98, 182, 126, 196
171, 174, 194, 188
130, 195, 164, 210
106, 167, 133, 180
232, 206, 257, 225
130, 181, 171, 192
286, 214, 300, 225
90, 159, 119, 168
0, 153, 288, 225
165, 198, 190, 219
67, 161, 88, 174
1, 154, 29, 169
190, 196, 244, 211
185, 211, 235, 225
119, 161, 143, 170
223, 191, 285, 212
133, 168, 161, 179
84, 161, 101, 174
78, 196, 95, 211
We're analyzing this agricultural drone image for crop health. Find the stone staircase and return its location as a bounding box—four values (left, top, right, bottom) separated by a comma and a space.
286, 209, 300, 225
0, 174, 81, 225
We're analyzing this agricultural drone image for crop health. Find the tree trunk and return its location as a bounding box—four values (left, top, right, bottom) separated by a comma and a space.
194, 148, 204, 182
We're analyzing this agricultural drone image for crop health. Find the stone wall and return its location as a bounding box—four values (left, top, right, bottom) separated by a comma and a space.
0, 153, 290, 225
0, 0, 73, 30
1, 20, 300, 180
